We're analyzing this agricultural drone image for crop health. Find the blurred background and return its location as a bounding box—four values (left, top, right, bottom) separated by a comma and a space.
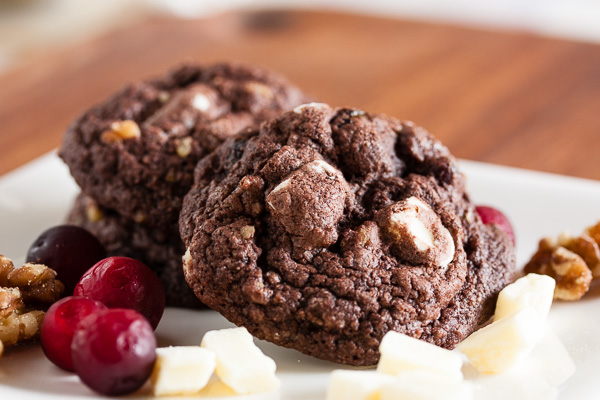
1, 0, 600, 179
2, 0, 600, 73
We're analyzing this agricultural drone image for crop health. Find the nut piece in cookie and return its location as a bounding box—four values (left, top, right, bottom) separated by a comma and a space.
101, 120, 141, 143
266, 159, 352, 250
376, 196, 455, 267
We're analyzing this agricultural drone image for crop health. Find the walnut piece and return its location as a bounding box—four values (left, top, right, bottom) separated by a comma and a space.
244, 81, 274, 100
0, 255, 14, 286
85, 201, 104, 223
585, 220, 600, 246
101, 120, 141, 143
0, 310, 45, 347
240, 225, 255, 240
524, 237, 593, 300
134, 210, 146, 223
176, 136, 193, 158
0, 255, 64, 356
8, 263, 64, 306
524, 218, 600, 301
558, 232, 600, 278
0, 287, 25, 319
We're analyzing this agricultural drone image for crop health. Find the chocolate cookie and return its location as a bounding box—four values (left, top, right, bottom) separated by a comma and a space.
180, 103, 515, 366
67, 194, 202, 309
60, 62, 308, 227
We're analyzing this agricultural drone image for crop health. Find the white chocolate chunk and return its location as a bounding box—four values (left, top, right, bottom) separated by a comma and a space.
377, 331, 463, 382
494, 273, 556, 321
403, 197, 454, 266
270, 178, 291, 195
382, 196, 455, 267
458, 307, 544, 374
182, 247, 192, 274
380, 370, 474, 400
528, 328, 575, 386
192, 93, 211, 112
293, 102, 329, 114
391, 212, 434, 251
199, 379, 281, 400
467, 363, 558, 400
271, 160, 340, 197
326, 370, 394, 400
306, 159, 339, 176
151, 346, 216, 396
201, 327, 280, 394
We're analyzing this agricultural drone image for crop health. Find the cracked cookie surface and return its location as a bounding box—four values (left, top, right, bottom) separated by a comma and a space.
180, 103, 515, 366
60, 62, 308, 227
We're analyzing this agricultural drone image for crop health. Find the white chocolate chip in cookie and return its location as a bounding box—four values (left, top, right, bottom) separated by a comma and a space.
269, 178, 291, 196
183, 248, 193, 275
377, 197, 455, 267
192, 93, 211, 112
306, 159, 340, 176
293, 102, 329, 114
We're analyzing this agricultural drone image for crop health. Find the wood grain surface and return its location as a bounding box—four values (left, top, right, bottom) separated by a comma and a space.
1, 10, 600, 180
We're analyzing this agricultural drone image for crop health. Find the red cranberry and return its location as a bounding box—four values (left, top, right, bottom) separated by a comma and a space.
475, 205, 515, 245
72, 308, 156, 396
27, 225, 107, 295
73, 256, 165, 329
41, 296, 107, 371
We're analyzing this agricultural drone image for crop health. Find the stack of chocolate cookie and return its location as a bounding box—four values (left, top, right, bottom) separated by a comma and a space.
60, 62, 515, 366
60, 63, 309, 308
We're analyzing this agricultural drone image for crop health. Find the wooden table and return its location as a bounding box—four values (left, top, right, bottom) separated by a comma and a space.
1, 10, 600, 180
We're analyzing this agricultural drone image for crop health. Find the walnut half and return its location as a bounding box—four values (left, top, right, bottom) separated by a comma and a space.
0, 255, 64, 357
524, 227, 600, 301
524, 242, 592, 301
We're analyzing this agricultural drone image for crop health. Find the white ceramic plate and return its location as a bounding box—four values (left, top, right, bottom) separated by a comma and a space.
1, 153, 600, 399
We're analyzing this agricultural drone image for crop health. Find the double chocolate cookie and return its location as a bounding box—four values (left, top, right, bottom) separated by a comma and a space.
60, 62, 308, 227
180, 103, 515, 366
67, 194, 202, 309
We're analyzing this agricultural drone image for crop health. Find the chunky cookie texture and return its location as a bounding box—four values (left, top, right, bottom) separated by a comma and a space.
67, 194, 202, 309
60, 63, 308, 227
180, 103, 515, 366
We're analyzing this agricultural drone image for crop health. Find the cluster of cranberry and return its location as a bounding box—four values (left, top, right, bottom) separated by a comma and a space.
27, 225, 165, 396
